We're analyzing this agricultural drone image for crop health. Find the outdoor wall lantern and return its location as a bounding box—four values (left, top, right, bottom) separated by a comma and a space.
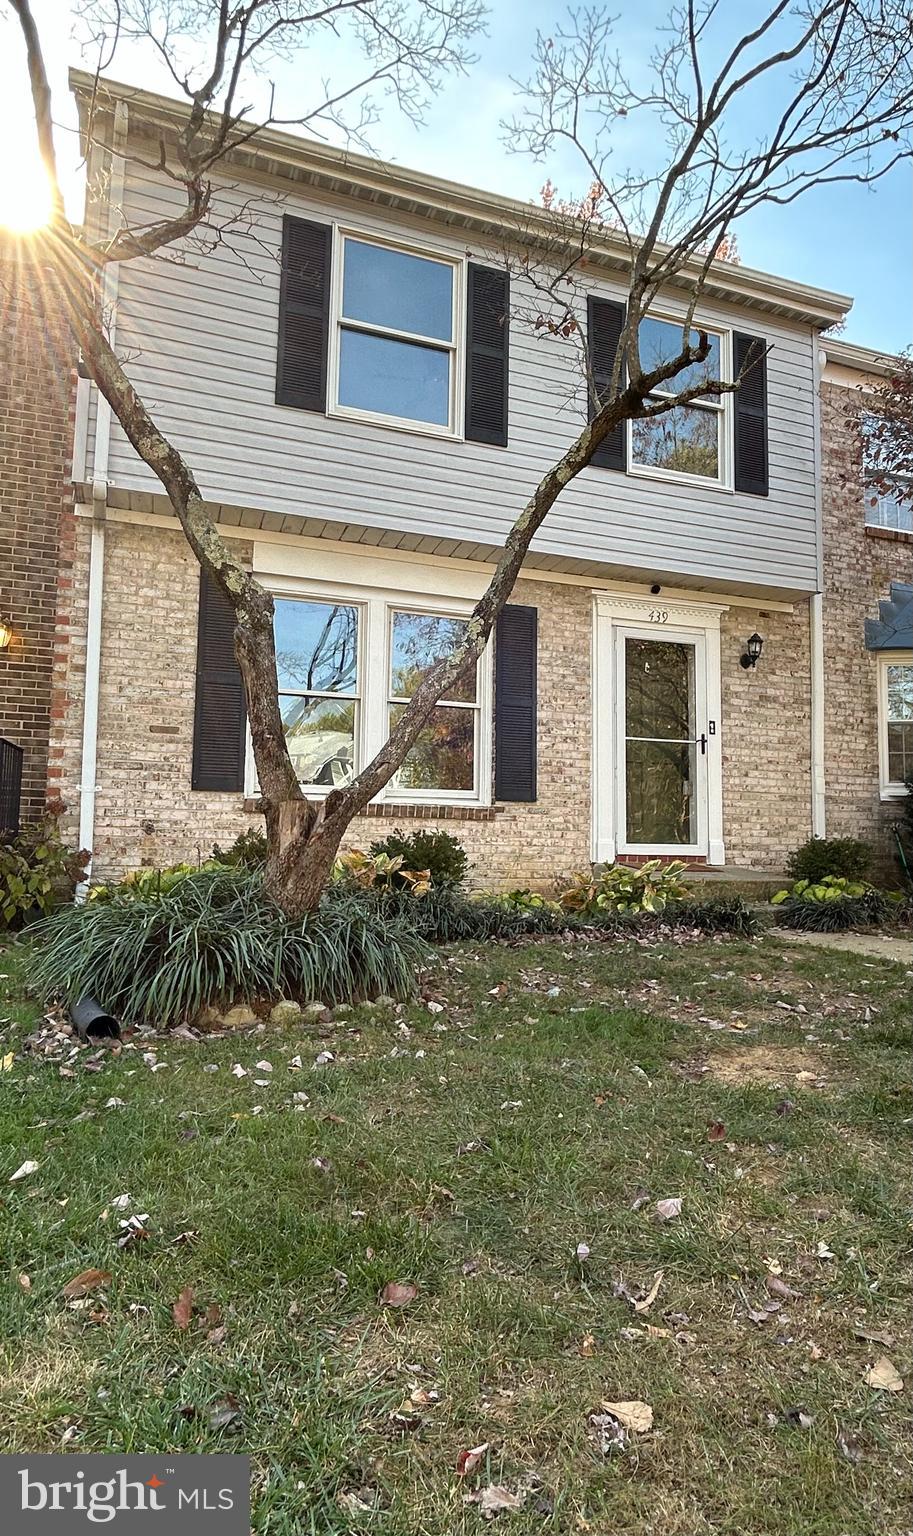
0, 619, 13, 650
740, 632, 764, 670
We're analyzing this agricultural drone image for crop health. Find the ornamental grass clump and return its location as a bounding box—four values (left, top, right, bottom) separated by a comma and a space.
28, 867, 428, 1027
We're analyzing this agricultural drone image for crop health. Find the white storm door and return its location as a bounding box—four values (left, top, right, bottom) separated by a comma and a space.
615, 626, 709, 857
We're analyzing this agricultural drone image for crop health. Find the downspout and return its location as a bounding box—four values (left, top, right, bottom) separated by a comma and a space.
76, 100, 128, 894
810, 341, 827, 838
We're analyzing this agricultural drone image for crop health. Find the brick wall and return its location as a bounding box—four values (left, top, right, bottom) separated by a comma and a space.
0, 241, 76, 824
820, 380, 913, 866
55, 517, 815, 883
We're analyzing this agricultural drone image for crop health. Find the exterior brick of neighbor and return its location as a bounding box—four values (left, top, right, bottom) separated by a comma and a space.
0, 240, 77, 825
820, 380, 913, 867
53, 517, 814, 884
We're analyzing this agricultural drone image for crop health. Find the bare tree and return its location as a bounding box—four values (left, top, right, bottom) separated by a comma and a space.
8, 0, 913, 913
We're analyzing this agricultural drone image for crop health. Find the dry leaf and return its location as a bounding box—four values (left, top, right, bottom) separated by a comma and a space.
575, 1242, 591, 1263
853, 1326, 895, 1347
18, 1273, 31, 1292
766, 1273, 801, 1300
1, 1052, 13, 1072
464, 1485, 525, 1517
655, 1197, 682, 1222
379, 1280, 419, 1308
10, 1160, 39, 1182
864, 1356, 904, 1392
61, 1268, 112, 1301
633, 1270, 664, 1314
172, 1285, 195, 1330
707, 1120, 726, 1141
456, 1442, 489, 1476
601, 1399, 654, 1433
579, 1332, 597, 1356
644, 1324, 672, 1339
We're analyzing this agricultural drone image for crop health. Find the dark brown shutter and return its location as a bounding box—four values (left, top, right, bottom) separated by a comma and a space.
733, 331, 769, 496
191, 569, 246, 792
275, 216, 331, 411
587, 296, 627, 470
494, 604, 537, 802
465, 264, 510, 446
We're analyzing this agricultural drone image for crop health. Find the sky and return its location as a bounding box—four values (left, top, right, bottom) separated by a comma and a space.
1, 0, 911, 353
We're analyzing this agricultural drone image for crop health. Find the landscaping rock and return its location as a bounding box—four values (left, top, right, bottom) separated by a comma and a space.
269, 1000, 303, 1027
301, 1002, 328, 1023
220, 1004, 258, 1029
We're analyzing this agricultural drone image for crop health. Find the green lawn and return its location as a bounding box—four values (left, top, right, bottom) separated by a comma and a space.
0, 930, 910, 1534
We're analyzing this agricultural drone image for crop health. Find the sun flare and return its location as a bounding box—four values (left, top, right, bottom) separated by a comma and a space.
0, 157, 52, 234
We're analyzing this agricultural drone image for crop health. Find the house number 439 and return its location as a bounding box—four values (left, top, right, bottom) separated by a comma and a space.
648, 609, 669, 623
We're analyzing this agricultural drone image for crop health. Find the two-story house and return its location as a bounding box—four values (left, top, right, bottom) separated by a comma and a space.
820, 340, 912, 870
50, 72, 868, 885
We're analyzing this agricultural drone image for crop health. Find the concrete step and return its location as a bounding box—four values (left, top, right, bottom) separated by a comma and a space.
680, 867, 789, 902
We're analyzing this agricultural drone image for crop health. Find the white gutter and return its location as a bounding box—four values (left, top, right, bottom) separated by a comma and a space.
809, 339, 826, 838
76, 100, 128, 895
810, 592, 826, 838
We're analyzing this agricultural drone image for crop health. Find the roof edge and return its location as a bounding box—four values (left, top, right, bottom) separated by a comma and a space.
69, 67, 854, 330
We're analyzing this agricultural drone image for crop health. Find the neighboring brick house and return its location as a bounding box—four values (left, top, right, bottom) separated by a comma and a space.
19, 72, 906, 886
0, 237, 77, 830
820, 341, 912, 871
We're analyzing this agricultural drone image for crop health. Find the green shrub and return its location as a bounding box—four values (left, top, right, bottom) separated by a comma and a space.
786, 836, 872, 883
369, 828, 469, 889
771, 875, 870, 904
771, 874, 890, 931
0, 822, 88, 929
558, 860, 691, 915
28, 867, 428, 1026
211, 827, 268, 867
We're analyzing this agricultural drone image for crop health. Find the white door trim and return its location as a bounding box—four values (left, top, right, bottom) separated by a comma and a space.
592, 593, 728, 866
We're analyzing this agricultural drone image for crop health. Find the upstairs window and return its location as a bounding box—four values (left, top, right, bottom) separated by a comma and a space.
274, 598, 360, 788
333, 235, 460, 433
629, 315, 728, 485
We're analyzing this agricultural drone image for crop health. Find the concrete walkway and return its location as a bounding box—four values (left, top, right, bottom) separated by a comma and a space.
778, 929, 913, 966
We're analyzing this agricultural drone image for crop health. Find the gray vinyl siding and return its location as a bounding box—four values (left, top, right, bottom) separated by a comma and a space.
101, 161, 821, 593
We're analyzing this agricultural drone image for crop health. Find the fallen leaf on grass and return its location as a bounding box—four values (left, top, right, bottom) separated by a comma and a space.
633, 1270, 664, 1314
1, 1052, 13, 1072
707, 1120, 726, 1141
379, 1280, 418, 1308
854, 1326, 895, 1347
601, 1400, 654, 1433
172, 1286, 195, 1330
766, 1273, 801, 1300
208, 1393, 243, 1431
62, 1268, 112, 1300
116, 1214, 151, 1249
864, 1356, 904, 1392
18, 1273, 31, 1292
578, 1332, 597, 1356
575, 1242, 591, 1263
9, 1160, 39, 1182
655, 1197, 682, 1222
456, 1443, 489, 1476
463, 1484, 525, 1517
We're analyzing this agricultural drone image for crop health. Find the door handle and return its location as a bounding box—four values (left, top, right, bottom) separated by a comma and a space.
698, 733, 707, 755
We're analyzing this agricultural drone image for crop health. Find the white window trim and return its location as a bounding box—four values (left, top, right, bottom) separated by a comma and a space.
877, 649, 913, 799
326, 225, 465, 442
245, 575, 492, 807
626, 315, 733, 492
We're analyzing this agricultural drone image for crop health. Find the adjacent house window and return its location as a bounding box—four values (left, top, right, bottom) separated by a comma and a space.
629, 315, 728, 484
879, 655, 913, 794
388, 611, 481, 795
267, 590, 490, 804
274, 598, 360, 788
865, 479, 913, 533
333, 235, 460, 432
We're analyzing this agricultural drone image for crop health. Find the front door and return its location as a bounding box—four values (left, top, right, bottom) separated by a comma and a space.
615, 628, 709, 857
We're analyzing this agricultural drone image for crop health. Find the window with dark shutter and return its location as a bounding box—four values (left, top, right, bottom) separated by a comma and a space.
494, 604, 537, 802
191, 569, 247, 792
465, 264, 510, 446
276, 216, 331, 412
587, 296, 627, 470
733, 331, 769, 496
